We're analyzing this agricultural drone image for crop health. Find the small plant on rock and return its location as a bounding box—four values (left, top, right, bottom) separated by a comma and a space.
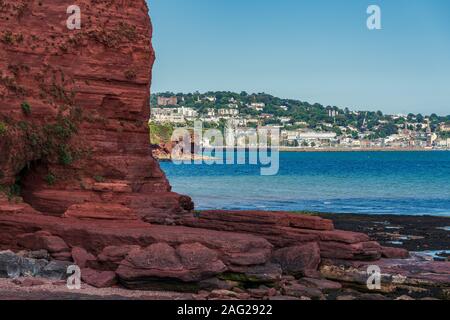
45, 173, 57, 186
0, 121, 7, 135
93, 175, 105, 183
21, 101, 31, 115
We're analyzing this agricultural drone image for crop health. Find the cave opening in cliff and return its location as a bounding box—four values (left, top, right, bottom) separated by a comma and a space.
13, 159, 49, 213
14, 159, 41, 197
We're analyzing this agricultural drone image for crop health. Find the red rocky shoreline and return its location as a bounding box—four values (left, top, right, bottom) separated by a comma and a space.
0, 205, 448, 300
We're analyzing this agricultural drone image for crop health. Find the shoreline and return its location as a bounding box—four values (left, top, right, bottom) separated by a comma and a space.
315, 212, 450, 257
155, 146, 450, 155
196, 210, 449, 259
278, 147, 449, 152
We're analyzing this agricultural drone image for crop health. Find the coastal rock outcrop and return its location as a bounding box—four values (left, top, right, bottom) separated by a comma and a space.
0, 0, 192, 223
182, 210, 382, 261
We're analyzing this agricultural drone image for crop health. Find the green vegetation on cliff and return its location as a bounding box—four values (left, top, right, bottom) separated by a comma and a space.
149, 122, 174, 145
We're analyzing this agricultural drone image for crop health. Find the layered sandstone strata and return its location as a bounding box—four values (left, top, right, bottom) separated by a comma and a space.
0, 0, 192, 223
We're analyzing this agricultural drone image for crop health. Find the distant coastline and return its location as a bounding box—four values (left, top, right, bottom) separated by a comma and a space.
278, 147, 450, 152
154, 146, 449, 160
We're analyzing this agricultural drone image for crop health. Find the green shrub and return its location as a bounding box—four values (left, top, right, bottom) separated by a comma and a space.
21, 101, 31, 115
58, 145, 73, 165
1, 31, 14, 45
149, 122, 174, 145
93, 175, 105, 183
45, 173, 56, 186
17, 121, 28, 130
0, 122, 7, 135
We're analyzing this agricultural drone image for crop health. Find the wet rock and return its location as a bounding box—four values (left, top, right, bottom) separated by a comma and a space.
26, 250, 50, 260
0, 251, 47, 278
0, 251, 22, 278
19, 258, 48, 278
37, 261, 73, 280
226, 263, 282, 285
320, 257, 450, 299
381, 246, 410, 259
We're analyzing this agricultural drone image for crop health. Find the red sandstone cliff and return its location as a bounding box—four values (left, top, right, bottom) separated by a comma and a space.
0, 0, 192, 223
0, 1, 448, 300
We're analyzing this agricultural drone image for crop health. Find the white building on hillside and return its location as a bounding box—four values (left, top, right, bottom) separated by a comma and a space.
218, 108, 239, 116
248, 103, 265, 111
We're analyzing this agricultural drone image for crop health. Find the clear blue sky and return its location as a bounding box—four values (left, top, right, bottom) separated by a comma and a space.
147, 0, 450, 115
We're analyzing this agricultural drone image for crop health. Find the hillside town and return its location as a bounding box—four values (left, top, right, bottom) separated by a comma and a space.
151, 92, 450, 150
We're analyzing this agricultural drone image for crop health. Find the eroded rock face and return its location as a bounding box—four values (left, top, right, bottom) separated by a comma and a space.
116, 242, 228, 288
0, 0, 192, 222
271, 243, 321, 276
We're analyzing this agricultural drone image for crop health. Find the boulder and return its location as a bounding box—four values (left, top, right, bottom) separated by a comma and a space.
17, 232, 70, 255
37, 261, 73, 280
0, 251, 23, 278
51, 252, 73, 262
320, 257, 450, 298
0, 250, 47, 278
25, 250, 50, 260
81, 268, 117, 288
271, 242, 321, 276
319, 241, 382, 261
381, 246, 410, 259
116, 243, 227, 288
97, 245, 141, 270
72, 247, 97, 269
225, 263, 283, 284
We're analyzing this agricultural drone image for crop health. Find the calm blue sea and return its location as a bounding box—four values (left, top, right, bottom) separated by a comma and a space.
160, 151, 450, 217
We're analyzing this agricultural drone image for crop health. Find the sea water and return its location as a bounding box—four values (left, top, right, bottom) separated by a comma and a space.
161, 151, 450, 217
